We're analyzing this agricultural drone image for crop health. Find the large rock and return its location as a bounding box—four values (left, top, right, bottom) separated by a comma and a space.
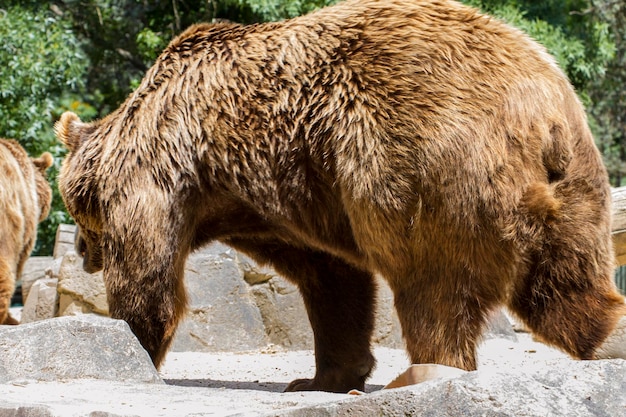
239, 253, 314, 349
241, 252, 405, 350
249, 276, 314, 349
53, 223, 77, 259
19, 256, 54, 303
371, 278, 405, 348
0, 315, 161, 384
19, 278, 58, 323
56, 252, 108, 316
279, 360, 626, 417
170, 244, 268, 352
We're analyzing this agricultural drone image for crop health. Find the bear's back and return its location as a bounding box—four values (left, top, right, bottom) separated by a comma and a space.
68, 0, 596, 246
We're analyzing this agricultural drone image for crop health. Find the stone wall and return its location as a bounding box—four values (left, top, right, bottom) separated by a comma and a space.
17, 225, 419, 352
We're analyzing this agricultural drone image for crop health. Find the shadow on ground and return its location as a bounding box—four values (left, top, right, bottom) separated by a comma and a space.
164, 378, 384, 393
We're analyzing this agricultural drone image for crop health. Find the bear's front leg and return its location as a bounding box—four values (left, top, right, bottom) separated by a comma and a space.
227, 239, 377, 393
388, 258, 502, 371
284, 252, 377, 393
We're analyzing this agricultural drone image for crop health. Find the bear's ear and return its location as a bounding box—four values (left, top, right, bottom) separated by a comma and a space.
33, 152, 54, 173
55, 111, 86, 152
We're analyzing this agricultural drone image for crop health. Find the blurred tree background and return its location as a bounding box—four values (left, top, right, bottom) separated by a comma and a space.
0, 0, 625, 255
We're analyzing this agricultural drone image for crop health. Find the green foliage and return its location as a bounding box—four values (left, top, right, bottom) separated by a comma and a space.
57, 0, 150, 113
463, 0, 614, 95
0, 5, 87, 151
136, 28, 169, 64
230, 0, 337, 21
57, 0, 338, 110
0, 3, 91, 255
588, 0, 626, 185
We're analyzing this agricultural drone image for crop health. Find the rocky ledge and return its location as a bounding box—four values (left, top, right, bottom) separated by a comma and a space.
1, 314, 625, 417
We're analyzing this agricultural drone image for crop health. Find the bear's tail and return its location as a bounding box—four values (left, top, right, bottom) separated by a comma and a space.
519, 182, 561, 227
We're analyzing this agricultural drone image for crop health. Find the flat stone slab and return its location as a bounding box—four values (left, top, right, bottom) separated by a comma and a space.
19, 256, 54, 303
0, 380, 347, 417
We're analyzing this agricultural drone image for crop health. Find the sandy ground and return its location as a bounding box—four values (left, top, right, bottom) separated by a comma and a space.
11, 307, 570, 392
10, 305, 570, 391
159, 333, 570, 393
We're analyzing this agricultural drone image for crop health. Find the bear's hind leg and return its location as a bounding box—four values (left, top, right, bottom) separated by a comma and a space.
227, 239, 376, 393
390, 269, 498, 372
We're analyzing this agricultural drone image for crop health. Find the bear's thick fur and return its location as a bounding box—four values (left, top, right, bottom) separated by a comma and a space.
0, 140, 53, 325
56, 0, 626, 392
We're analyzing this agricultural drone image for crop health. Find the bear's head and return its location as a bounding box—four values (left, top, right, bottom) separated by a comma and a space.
55, 111, 104, 273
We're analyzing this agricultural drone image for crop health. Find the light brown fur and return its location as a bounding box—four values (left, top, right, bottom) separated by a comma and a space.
57, 0, 626, 392
0, 139, 53, 325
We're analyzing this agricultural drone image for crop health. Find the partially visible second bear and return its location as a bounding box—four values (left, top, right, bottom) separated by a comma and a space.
57, 0, 626, 393
0, 139, 53, 325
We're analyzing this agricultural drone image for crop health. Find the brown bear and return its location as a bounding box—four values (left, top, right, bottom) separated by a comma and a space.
56, 0, 626, 392
0, 139, 53, 325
